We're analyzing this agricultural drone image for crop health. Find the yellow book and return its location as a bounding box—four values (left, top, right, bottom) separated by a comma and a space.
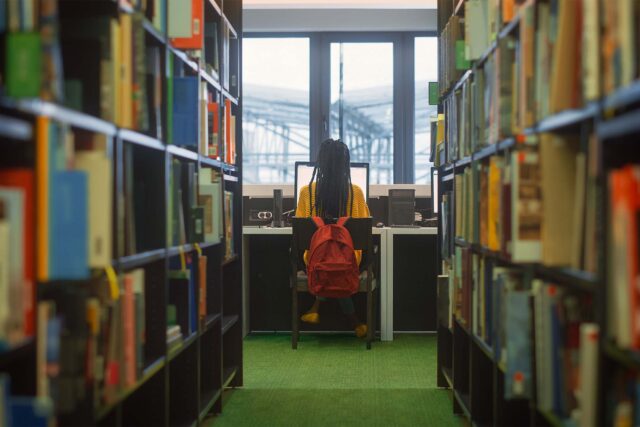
120, 14, 133, 129
111, 18, 122, 127
487, 157, 502, 251
36, 116, 49, 281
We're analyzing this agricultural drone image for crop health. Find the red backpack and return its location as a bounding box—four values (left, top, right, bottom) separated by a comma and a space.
307, 217, 359, 298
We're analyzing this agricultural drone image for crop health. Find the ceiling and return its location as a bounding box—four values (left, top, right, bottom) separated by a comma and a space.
243, 0, 437, 9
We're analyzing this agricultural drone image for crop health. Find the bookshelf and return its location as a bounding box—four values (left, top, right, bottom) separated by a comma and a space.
0, 0, 243, 425
435, 1, 640, 426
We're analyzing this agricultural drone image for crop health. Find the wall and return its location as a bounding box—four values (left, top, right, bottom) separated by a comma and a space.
243, 8, 438, 32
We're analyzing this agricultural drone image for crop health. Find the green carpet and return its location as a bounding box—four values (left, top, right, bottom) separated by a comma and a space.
205, 334, 461, 427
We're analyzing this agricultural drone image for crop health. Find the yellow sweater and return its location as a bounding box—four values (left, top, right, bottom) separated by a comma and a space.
296, 183, 370, 264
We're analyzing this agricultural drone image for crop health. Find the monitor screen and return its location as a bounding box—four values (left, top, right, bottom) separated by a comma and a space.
295, 162, 369, 207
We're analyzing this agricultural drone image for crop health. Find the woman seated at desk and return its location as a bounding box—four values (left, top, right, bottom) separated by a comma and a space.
295, 138, 370, 338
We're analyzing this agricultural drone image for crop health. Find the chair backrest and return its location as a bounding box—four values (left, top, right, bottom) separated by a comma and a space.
290, 217, 373, 271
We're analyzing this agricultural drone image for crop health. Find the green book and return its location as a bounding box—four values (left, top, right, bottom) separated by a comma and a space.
428, 82, 439, 105
455, 40, 470, 71
6, 32, 42, 98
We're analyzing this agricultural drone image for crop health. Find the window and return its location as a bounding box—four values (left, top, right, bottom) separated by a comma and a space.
330, 42, 394, 184
242, 33, 435, 185
414, 37, 438, 184
242, 38, 310, 183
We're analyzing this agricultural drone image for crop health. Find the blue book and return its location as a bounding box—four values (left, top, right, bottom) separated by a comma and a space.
492, 273, 503, 362
9, 396, 52, 427
172, 76, 199, 149
505, 291, 532, 400
49, 171, 89, 280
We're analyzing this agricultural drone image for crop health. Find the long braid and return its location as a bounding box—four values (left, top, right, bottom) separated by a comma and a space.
310, 139, 353, 220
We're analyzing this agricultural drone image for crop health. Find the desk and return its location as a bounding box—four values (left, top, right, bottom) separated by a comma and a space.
242, 226, 437, 341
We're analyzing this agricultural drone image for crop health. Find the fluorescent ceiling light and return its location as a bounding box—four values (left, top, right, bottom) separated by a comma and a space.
244, 0, 437, 9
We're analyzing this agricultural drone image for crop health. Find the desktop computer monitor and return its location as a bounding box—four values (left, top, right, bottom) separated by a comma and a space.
294, 161, 369, 208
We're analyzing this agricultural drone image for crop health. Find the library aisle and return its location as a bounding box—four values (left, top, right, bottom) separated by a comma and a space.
205, 335, 461, 427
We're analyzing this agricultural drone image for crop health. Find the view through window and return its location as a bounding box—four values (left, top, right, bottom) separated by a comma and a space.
330, 42, 394, 184
415, 37, 438, 184
242, 38, 310, 183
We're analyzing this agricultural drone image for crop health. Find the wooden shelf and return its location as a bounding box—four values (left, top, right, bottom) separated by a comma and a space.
223, 254, 239, 266
221, 315, 239, 335
598, 108, 640, 140
142, 18, 166, 44
222, 366, 238, 388
452, 239, 598, 293
471, 334, 493, 360
603, 342, 640, 370
96, 356, 166, 421
119, 129, 165, 151
167, 144, 199, 161
167, 244, 196, 258
537, 407, 566, 427
0, 114, 32, 141
204, 313, 222, 332
453, 390, 472, 419
0, 338, 34, 366
199, 388, 222, 422
168, 331, 198, 362
441, 366, 453, 389
117, 248, 167, 270
0, 97, 117, 135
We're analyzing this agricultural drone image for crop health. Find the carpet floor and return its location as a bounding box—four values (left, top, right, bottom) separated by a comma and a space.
204, 334, 461, 427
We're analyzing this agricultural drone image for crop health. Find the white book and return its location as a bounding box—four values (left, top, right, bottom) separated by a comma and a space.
198, 168, 222, 244
75, 150, 113, 269
510, 151, 541, 262
0, 190, 24, 339
464, 0, 489, 61
581, 0, 600, 101
579, 323, 599, 427
168, 0, 193, 38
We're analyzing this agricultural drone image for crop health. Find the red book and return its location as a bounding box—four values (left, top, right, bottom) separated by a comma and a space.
199, 256, 207, 321
224, 99, 232, 164
123, 274, 136, 387
170, 0, 204, 49
0, 169, 35, 337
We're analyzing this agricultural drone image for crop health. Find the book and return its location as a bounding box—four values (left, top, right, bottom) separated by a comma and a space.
578, 323, 599, 427
49, 171, 89, 280
199, 256, 207, 322
224, 190, 234, 259
168, 0, 203, 49
510, 149, 541, 262
608, 165, 640, 350
540, 134, 581, 266
0, 204, 9, 347
6, 31, 42, 98
75, 148, 113, 269
172, 76, 199, 149
0, 189, 25, 344
505, 290, 532, 399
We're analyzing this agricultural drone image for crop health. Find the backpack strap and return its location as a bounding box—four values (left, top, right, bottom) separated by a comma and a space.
337, 217, 349, 227
312, 217, 325, 228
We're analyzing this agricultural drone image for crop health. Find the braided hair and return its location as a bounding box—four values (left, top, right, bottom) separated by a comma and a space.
309, 138, 354, 220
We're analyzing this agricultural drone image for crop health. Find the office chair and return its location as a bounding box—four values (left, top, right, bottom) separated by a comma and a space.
290, 217, 377, 350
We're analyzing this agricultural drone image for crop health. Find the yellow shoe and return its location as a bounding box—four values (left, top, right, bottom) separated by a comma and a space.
301, 312, 320, 324
355, 324, 367, 338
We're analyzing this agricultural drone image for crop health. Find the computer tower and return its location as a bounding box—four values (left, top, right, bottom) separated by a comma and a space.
388, 189, 415, 226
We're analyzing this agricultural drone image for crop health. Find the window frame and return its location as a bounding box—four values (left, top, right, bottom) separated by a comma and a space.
244, 31, 436, 184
